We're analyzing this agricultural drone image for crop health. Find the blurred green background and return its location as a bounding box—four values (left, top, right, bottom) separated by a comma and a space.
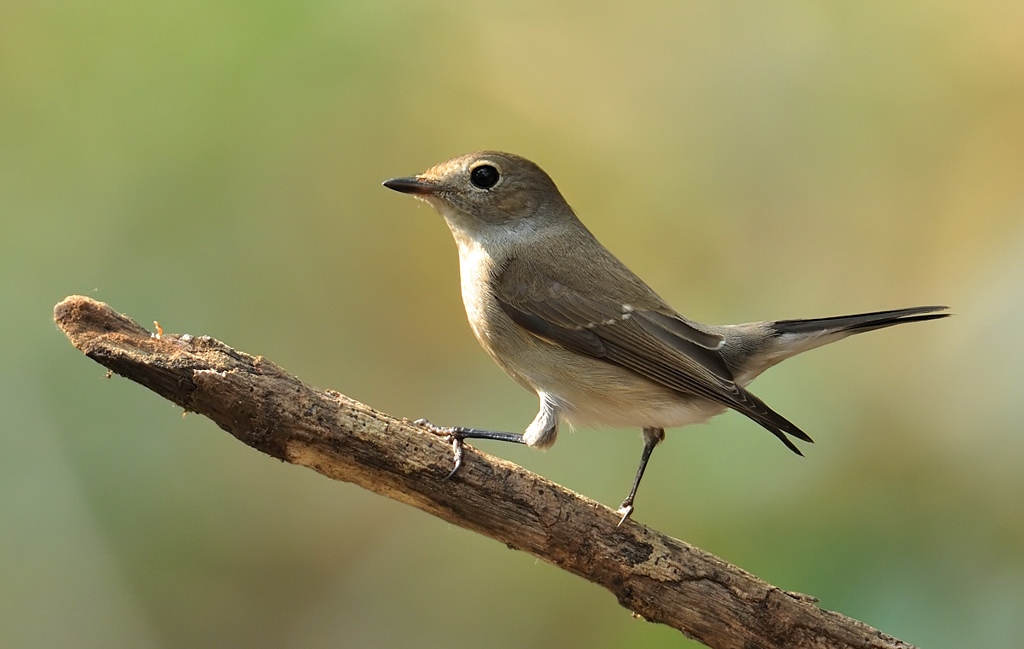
3, 1, 1022, 647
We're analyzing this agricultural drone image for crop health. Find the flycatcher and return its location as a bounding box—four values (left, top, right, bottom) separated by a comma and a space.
383, 151, 948, 523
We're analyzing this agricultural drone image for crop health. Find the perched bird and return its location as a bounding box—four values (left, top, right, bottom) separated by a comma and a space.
383, 151, 948, 523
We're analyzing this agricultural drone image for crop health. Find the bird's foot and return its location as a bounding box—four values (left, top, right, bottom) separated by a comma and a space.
414, 418, 465, 480
615, 502, 634, 527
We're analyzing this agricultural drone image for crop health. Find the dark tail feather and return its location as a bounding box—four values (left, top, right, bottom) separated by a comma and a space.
752, 305, 948, 454
730, 385, 814, 455
772, 306, 950, 337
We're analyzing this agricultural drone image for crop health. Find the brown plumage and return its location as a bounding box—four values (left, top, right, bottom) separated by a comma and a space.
384, 151, 949, 522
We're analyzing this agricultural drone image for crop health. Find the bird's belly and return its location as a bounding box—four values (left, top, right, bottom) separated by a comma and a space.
550, 369, 729, 430
483, 325, 727, 430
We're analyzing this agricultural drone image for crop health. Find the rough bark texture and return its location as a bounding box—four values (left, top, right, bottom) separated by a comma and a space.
54, 295, 917, 649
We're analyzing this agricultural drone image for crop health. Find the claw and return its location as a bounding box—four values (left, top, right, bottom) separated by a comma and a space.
616, 503, 634, 527
414, 419, 465, 480
444, 434, 464, 481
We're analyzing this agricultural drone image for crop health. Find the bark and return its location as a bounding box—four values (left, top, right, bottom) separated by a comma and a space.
53, 295, 917, 649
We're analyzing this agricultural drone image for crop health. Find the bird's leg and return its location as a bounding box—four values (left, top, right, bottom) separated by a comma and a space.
414, 419, 526, 480
416, 394, 558, 480
616, 427, 666, 525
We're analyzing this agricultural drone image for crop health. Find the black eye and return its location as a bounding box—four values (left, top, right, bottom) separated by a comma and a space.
470, 164, 500, 189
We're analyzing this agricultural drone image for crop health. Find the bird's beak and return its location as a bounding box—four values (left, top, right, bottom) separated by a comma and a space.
382, 176, 441, 195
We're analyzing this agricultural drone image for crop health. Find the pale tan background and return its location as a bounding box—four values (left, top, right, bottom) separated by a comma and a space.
3, 1, 1022, 647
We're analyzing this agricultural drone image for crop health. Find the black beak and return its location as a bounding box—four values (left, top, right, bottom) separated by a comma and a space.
382, 176, 440, 195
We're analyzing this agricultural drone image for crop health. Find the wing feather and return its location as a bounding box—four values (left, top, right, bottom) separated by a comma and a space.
495, 258, 812, 451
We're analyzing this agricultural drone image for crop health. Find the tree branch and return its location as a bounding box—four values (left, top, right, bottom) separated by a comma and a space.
54, 295, 916, 649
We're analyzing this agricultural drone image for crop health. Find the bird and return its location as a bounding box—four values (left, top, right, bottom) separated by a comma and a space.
382, 151, 948, 523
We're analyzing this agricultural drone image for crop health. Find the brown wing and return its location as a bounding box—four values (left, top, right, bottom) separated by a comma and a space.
494, 257, 812, 452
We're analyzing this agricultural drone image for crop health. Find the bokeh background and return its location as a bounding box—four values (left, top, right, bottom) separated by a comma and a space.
3, 1, 1023, 647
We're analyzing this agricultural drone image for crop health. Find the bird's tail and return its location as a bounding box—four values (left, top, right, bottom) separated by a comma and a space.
771, 305, 950, 338
732, 306, 949, 455
734, 306, 950, 385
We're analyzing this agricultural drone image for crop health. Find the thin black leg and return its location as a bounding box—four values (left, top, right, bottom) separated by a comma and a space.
616, 427, 665, 525
415, 419, 526, 479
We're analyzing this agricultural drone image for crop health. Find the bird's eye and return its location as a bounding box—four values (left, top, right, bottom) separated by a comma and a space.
470, 164, 500, 189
